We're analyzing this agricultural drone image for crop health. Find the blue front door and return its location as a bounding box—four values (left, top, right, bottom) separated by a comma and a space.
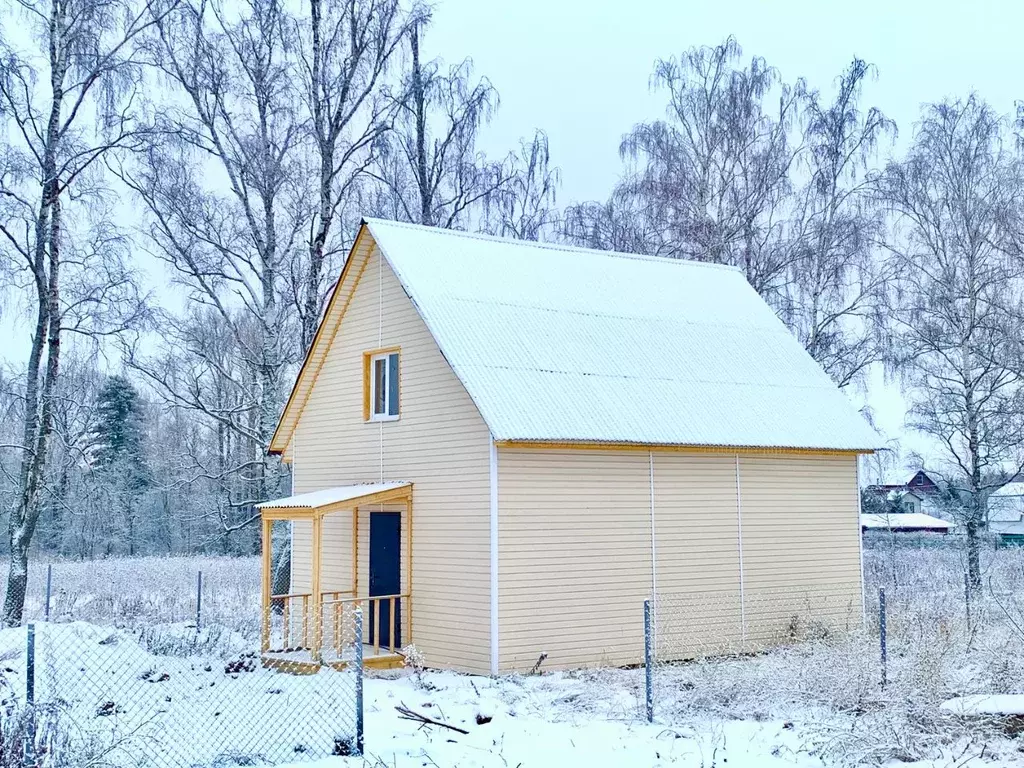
368, 511, 401, 648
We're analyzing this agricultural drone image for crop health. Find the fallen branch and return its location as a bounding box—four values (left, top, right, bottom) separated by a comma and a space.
395, 703, 470, 734
529, 652, 548, 675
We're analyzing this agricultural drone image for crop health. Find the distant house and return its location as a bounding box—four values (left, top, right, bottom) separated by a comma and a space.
868, 470, 941, 500
258, 219, 879, 674
861, 512, 952, 534
890, 489, 924, 514
987, 483, 1024, 544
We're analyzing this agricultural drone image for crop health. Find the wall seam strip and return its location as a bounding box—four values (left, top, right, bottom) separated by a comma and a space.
489, 438, 500, 675
735, 455, 746, 645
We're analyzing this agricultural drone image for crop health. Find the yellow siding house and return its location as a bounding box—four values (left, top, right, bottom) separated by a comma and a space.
258, 219, 878, 675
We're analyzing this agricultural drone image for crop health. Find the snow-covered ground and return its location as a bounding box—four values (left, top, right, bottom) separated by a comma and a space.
272, 664, 1023, 768
3, 544, 1024, 766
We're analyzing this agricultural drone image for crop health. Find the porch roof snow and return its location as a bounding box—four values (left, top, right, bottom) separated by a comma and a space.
257, 482, 410, 510
860, 512, 952, 530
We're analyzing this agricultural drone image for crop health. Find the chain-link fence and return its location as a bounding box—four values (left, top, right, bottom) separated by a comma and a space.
0, 561, 364, 767
642, 585, 864, 721
641, 546, 1024, 725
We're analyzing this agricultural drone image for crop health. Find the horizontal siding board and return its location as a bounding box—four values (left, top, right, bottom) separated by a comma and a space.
291, 242, 492, 673
738, 454, 862, 643
497, 449, 651, 671
497, 448, 862, 670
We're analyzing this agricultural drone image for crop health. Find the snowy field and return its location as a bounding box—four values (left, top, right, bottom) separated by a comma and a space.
9, 555, 262, 635
4, 544, 1024, 766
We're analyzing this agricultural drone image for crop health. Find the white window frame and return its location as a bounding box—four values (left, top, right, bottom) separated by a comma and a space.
369, 351, 400, 421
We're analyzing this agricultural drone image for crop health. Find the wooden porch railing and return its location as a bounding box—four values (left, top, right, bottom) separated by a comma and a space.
262, 591, 409, 660
333, 593, 411, 656
266, 592, 311, 651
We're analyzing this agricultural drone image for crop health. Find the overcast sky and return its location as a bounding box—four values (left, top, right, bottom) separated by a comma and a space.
421, 0, 1023, 474
6, 0, 1019, 477
425, 0, 1021, 206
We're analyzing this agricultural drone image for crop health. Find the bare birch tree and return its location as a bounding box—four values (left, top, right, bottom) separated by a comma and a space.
483, 130, 560, 241
115, 0, 301, 540
781, 59, 895, 388
370, 20, 514, 229
0, 0, 159, 625
293, 0, 421, 354
878, 95, 1024, 589
617, 36, 803, 303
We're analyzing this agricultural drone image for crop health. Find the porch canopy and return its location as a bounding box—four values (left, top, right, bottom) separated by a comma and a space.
257, 482, 412, 520
256, 482, 412, 661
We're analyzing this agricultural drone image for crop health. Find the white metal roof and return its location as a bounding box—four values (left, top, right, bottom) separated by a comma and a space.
991, 482, 1024, 498
365, 219, 879, 451
860, 512, 952, 531
256, 483, 410, 509
990, 520, 1024, 535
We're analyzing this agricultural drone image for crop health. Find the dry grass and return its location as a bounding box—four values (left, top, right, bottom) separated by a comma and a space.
0, 555, 261, 637
651, 539, 1024, 766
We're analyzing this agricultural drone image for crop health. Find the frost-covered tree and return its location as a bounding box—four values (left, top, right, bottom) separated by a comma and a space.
483, 131, 561, 241
370, 20, 515, 229
616, 36, 803, 303
878, 95, 1024, 589
87, 375, 151, 555
116, 0, 298, 542
295, 0, 423, 354
0, 0, 157, 626
781, 59, 895, 388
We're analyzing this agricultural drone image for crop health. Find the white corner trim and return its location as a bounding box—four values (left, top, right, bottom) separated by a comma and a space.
735, 455, 746, 644
378, 250, 384, 484
856, 455, 866, 625
489, 437, 499, 675
649, 451, 656, 600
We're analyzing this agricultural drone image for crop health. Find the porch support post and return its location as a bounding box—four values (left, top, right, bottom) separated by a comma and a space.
261, 515, 272, 653
311, 513, 323, 661
406, 493, 413, 644
352, 507, 359, 595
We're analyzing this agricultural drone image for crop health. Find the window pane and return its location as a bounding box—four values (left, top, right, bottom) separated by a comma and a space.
374, 357, 387, 415
388, 353, 400, 415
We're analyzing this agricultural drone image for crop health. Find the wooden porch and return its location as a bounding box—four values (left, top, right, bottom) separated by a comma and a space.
257, 483, 413, 673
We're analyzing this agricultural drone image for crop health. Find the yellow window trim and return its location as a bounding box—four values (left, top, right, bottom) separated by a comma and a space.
363, 346, 402, 422
493, 440, 872, 456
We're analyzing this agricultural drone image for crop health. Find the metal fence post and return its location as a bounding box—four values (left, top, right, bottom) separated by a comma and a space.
354, 607, 364, 756
644, 599, 653, 723
196, 571, 203, 631
878, 587, 887, 690
43, 565, 52, 622
24, 623, 36, 767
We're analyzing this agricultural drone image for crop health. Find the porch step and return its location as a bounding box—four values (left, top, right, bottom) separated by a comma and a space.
261, 647, 404, 675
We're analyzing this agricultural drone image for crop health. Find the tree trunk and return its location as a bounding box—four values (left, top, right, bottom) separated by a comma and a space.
966, 515, 981, 591
302, 0, 331, 355
410, 24, 430, 226
3, 192, 62, 627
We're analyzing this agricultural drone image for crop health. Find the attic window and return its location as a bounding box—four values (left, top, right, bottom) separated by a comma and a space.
365, 349, 400, 421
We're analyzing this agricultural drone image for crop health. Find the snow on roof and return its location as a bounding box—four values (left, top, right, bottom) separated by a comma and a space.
987, 483, 1024, 522
989, 520, 1024, 535
991, 482, 1024, 498
860, 512, 952, 531
365, 219, 879, 450
256, 483, 410, 509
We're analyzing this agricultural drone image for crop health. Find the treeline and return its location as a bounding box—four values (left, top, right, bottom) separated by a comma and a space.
1, 0, 1022, 621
